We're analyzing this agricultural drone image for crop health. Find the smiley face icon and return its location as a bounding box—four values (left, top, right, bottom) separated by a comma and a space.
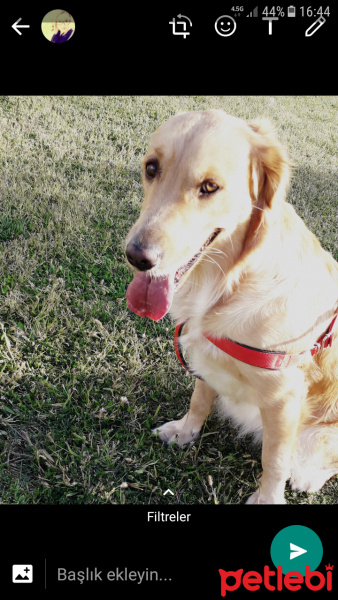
215, 15, 237, 37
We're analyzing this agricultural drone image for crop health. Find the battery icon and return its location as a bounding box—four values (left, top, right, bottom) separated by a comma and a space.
288, 5, 296, 17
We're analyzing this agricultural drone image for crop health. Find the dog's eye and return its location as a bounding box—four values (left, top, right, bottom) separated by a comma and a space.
200, 181, 219, 194
145, 161, 158, 179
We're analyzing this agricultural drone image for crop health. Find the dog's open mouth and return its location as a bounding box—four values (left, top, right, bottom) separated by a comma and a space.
126, 228, 222, 321
174, 228, 222, 289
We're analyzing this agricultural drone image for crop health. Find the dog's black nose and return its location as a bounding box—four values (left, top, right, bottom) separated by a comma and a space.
126, 242, 159, 271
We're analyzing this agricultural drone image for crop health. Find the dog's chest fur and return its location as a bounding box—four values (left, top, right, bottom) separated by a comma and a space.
170, 274, 267, 436
169, 255, 317, 437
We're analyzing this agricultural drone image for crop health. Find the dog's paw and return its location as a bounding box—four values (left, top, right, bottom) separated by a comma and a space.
152, 418, 201, 447
289, 467, 336, 493
246, 489, 286, 505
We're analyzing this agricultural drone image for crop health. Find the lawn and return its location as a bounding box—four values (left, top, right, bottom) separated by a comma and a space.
0, 95, 337, 504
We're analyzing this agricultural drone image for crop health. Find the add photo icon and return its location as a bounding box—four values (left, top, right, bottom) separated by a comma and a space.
12, 565, 33, 583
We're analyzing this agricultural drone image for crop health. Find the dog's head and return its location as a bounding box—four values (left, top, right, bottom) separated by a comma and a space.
125, 110, 289, 321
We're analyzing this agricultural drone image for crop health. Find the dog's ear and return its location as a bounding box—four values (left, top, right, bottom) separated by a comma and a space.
248, 118, 290, 209
244, 119, 290, 250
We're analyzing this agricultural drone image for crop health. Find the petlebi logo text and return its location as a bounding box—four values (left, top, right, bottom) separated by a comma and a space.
219, 525, 333, 595
219, 564, 333, 595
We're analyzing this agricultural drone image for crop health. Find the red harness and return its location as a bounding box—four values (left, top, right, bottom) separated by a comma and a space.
174, 315, 337, 374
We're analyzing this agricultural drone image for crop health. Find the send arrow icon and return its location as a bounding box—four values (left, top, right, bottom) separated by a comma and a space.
290, 543, 307, 560
271, 526, 323, 577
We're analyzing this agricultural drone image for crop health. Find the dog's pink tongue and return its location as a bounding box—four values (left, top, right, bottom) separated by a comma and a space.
126, 272, 174, 321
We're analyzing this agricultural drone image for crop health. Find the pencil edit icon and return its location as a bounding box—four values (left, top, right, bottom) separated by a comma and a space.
305, 16, 326, 37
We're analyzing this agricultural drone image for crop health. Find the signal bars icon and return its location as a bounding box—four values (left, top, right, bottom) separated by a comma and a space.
247, 6, 258, 17
247, 5, 297, 18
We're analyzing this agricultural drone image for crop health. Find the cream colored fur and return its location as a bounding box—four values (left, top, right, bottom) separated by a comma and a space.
126, 110, 338, 504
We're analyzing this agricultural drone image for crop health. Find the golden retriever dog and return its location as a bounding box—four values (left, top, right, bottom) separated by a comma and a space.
125, 110, 338, 504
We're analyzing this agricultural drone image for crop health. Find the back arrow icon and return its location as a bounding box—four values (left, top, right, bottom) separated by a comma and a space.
12, 18, 30, 36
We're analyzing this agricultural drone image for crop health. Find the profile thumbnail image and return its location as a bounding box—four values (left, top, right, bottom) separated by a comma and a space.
42, 9, 75, 43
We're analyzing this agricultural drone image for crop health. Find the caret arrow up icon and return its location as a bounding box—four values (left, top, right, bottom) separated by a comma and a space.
12, 18, 30, 36
290, 543, 307, 560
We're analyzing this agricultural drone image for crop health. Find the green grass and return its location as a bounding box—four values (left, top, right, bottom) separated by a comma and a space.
0, 95, 337, 505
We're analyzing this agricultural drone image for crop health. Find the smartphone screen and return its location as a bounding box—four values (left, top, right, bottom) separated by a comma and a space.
1, 4, 337, 596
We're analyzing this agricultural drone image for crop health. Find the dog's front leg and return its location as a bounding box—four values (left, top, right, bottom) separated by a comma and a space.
153, 378, 217, 446
246, 394, 302, 504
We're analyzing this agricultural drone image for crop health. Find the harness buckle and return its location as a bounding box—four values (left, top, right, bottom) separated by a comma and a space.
321, 332, 333, 350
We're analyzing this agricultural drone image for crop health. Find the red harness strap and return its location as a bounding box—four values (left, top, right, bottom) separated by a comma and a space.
174, 315, 337, 373
174, 323, 204, 379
